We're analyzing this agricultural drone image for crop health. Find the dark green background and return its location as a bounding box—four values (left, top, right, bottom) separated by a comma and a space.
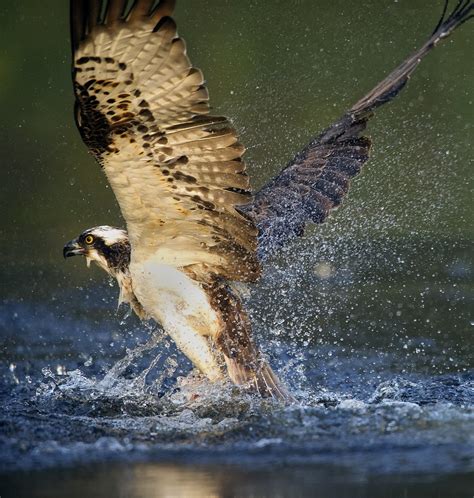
0, 0, 472, 292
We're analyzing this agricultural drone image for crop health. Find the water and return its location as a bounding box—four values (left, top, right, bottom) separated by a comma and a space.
4, 465, 474, 498
1, 238, 474, 496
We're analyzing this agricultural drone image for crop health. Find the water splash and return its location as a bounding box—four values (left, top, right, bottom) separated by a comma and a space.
1, 237, 473, 476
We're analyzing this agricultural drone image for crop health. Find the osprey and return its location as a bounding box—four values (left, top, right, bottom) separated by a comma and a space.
64, 0, 472, 401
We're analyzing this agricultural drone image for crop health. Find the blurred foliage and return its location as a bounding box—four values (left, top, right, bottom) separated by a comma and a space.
0, 0, 472, 289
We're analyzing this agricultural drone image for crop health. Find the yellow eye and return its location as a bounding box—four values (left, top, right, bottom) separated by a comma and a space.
84, 235, 94, 245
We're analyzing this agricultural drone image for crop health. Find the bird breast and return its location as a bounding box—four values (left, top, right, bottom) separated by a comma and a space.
129, 258, 223, 380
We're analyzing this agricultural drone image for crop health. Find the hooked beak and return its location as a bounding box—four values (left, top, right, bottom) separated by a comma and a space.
63, 239, 85, 259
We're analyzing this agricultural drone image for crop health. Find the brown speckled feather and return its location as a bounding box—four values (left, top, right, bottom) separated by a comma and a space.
204, 279, 294, 402
71, 0, 259, 282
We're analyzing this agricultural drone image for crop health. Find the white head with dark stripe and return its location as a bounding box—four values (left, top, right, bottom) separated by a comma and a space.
63, 225, 130, 276
63, 226, 146, 317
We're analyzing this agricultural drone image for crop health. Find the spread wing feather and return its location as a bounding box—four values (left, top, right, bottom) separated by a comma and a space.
243, 0, 473, 260
71, 0, 259, 282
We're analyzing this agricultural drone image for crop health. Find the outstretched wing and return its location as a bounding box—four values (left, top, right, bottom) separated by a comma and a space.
243, 0, 473, 260
71, 0, 259, 282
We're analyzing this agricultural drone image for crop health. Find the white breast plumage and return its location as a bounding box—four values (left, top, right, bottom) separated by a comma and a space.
130, 259, 223, 381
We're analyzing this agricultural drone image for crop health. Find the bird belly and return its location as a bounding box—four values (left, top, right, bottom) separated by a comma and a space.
130, 259, 223, 381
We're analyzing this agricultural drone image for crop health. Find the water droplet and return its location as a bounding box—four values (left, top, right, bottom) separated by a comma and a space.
56, 365, 67, 376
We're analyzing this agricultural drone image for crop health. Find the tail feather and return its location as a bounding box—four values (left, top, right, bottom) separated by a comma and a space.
225, 355, 295, 403
206, 279, 295, 404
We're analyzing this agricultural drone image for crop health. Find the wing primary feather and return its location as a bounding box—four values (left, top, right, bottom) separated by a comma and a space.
243, 1, 473, 260
87, 0, 101, 31
152, 15, 176, 34
432, 0, 450, 34
127, 0, 176, 21
104, 0, 128, 24
127, 0, 155, 19
70, 0, 87, 51
350, 0, 473, 119
150, 0, 176, 21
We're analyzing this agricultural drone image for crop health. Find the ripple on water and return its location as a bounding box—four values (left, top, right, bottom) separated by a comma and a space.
1, 347, 473, 476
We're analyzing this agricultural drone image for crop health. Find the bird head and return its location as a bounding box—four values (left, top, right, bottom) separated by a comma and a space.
63, 225, 130, 277
64, 226, 146, 319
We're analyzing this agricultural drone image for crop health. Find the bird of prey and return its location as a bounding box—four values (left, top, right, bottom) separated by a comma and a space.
64, 0, 473, 402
